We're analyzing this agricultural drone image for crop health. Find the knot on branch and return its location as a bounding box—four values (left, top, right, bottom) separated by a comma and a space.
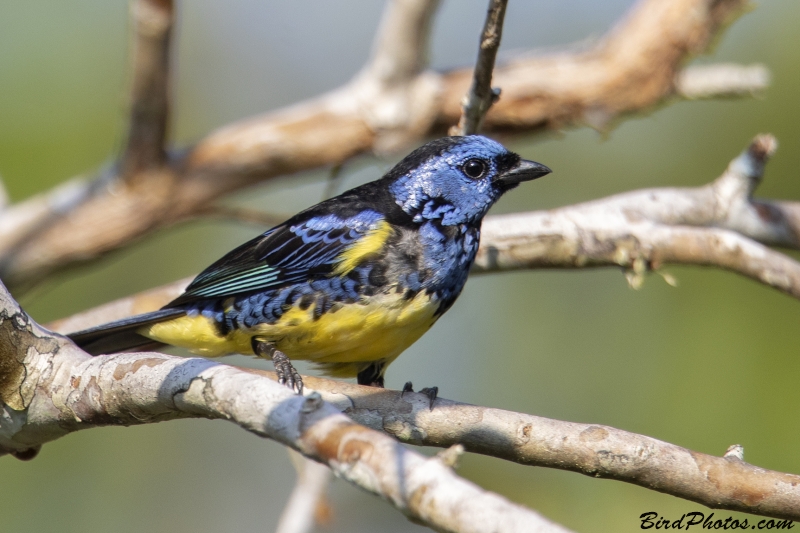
748, 134, 778, 163
723, 444, 745, 461
0, 307, 59, 411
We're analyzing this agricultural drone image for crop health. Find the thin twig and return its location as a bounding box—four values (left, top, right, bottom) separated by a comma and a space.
0, 174, 9, 211
451, 0, 508, 136
45, 276, 191, 333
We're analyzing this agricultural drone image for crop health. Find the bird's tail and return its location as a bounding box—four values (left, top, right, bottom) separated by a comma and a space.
67, 308, 186, 355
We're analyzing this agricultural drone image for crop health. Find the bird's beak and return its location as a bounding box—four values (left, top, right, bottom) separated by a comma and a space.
497, 159, 552, 187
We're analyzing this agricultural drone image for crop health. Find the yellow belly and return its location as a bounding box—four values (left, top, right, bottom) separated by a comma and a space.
141, 290, 439, 377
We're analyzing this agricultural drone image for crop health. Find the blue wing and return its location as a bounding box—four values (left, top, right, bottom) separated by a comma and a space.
167, 209, 386, 306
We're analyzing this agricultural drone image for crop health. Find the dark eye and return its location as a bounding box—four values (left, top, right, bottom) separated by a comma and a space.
462, 158, 487, 179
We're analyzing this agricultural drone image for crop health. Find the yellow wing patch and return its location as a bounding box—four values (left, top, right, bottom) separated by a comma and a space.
332, 220, 393, 276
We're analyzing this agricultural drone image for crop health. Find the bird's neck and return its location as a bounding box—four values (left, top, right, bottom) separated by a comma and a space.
423, 221, 481, 314
382, 219, 480, 316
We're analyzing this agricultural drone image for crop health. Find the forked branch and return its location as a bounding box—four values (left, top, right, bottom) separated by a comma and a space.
0, 0, 764, 289
47, 135, 800, 336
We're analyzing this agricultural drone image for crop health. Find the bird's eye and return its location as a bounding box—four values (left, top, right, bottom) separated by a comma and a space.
462, 159, 488, 179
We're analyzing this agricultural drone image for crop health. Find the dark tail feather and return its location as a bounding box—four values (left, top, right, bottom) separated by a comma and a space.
67, 308, 186, 355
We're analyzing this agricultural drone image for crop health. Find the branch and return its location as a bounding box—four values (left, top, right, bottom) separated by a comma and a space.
473, 135, 800, 300
271, 374, 800, 522
119, 0, 173, 178
195, 205, 289, 227
275, 452, 332, 533
438, 0, 755, 132
451, 0, 508, 136
0, 0, 761, 290
0, 288, 570, 533
46, 134, 800, 338
46, 276, 190, 334
676, 63, 770, 99
28, 305, 800, 521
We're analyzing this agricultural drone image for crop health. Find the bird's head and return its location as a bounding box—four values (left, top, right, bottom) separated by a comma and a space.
387, 135, 551, 226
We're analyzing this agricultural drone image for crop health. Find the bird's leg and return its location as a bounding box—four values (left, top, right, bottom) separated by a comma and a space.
401, 381, 414, 397
252, 337, 303, 394
357, 361, 386, 388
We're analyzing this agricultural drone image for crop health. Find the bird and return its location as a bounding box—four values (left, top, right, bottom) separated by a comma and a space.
68, 135, 551, 401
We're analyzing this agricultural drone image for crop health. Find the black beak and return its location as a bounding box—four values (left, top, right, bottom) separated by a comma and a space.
497, 159, 552, 187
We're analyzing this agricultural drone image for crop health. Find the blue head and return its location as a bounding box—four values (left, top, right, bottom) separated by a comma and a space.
387, 135, 551, 226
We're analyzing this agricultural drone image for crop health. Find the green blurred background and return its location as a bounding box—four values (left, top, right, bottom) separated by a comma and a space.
1, 1, 799, 532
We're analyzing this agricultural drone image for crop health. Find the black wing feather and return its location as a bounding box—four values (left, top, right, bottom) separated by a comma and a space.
166, 207, 387, 307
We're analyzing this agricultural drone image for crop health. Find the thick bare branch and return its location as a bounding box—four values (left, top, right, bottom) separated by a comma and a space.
47, 135, 800, 337
20, 135, 800, 522
27, 319, 800, 521
120, 0, 173, 178
364, 0, 440, 85
0, 0, 759, 289
0, 289, 570, 533
260, 374, 800, 523
438, 0, 751, 132
472, 135, 800, 300
451, 0, 508, 136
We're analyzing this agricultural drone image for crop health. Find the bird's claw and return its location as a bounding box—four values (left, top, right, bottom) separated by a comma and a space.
274, 357, 304, 394
252, 338, 303, 395
401, 382, 438, 410
419, 386, 438, 410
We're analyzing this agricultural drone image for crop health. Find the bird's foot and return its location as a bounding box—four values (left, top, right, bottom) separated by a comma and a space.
273, 351, 304, 394
400, 382, 438, 410
252, 338, 303, 394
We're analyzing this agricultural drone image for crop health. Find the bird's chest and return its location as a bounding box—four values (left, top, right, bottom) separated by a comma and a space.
383, 223, 480, 313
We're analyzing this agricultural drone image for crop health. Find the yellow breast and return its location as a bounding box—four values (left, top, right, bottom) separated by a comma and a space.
141, 289, 440, 376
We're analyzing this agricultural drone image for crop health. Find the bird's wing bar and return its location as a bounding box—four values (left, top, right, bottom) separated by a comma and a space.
166, 210, 386, 307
